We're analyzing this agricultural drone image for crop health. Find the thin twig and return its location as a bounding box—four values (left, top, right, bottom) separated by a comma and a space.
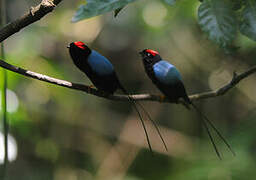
0, 0, 63, 43
0, 59, 255, 103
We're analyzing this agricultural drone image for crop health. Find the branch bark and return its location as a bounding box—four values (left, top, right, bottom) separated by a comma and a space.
0, 58, 255, 103
0, 0, 63, 43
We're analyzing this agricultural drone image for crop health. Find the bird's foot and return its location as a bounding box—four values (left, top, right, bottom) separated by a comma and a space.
87, 85, 95, 93
159, 95, 165, 102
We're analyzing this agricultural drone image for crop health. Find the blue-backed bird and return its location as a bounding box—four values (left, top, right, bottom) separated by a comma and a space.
68, 41, 168, 152
139, 49, 235, 159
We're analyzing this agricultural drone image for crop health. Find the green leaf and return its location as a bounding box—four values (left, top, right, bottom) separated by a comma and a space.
231, 0, 243, 11
163, 0, 176, 6
240, 0, 256, 41
198, 0, 237, 47
72, 0, 137, 22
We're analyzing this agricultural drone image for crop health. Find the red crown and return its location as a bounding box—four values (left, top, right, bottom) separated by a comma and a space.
74, 41, 86, 50
145, 49, 159, 56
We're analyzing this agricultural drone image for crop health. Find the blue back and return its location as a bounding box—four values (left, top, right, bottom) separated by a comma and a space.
153, 60, 182, 84
87, 50, 114, 76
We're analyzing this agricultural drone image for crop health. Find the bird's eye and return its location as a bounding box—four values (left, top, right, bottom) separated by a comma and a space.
147, 53, 153, 57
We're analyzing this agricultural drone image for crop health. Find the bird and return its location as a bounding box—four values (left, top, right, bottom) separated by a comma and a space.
68, 41, 168, 153
139, 48, 235, 159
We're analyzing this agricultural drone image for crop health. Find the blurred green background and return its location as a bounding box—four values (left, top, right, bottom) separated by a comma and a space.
1, 0, 256, 179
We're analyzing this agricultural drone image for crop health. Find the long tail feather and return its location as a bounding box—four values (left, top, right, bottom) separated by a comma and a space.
191, 102, 235, 157
135, 101, 168, 151
201, 115, 222, 159
120, 87, 153, 153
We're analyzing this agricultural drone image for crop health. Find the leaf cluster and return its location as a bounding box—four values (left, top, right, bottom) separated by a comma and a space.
198, 0, 256, 50
72, 0, 256, 51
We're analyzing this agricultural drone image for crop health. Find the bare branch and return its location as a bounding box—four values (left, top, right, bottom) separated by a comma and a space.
189, 67, 256, 101
0, 0, 63, 43
0, 59, 255, 103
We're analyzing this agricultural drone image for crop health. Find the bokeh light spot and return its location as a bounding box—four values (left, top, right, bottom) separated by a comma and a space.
0, 89, 19, 113
142, 2, 167, 27
0, 133, 18, 164
208, 69, 232, 90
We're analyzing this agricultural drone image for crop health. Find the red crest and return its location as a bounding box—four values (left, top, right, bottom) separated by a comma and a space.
145, 49, 159, 56
74, 41, 86, 50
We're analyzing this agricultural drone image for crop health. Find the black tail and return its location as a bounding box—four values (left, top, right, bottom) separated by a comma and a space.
191, 102, 235, 159
120, 86, 168, 153
135, 100, 168, 151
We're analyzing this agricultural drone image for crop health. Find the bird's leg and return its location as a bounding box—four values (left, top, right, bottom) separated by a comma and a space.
159, 95, 165, 102
87, 85, 95, 93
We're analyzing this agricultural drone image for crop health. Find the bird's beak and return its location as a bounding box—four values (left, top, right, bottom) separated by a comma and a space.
139, 51, 145, 58
67, 45, 70, 48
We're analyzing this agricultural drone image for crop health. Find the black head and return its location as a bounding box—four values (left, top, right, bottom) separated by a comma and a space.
139, 49, 162, 65
68, 41, 92, 61
68, 41, 92, 73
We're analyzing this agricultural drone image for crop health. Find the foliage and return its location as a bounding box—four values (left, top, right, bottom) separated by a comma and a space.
72, 0, 137, 22
73, 0, 256, 50
198, 0, 236, 48
240, 0, 256, 41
